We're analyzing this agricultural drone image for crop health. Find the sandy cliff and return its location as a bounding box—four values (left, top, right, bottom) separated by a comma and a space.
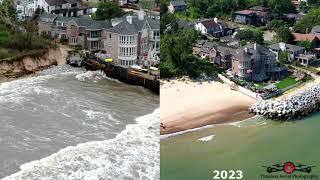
0, 46, 71, 77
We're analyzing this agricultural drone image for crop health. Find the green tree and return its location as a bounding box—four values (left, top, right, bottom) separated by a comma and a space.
94, 2, 124, 20
160, 0, 168, 14
275, 27, 293, 43
294, 8, 320, 33
268, 0, 296, 19
0, 0, 17, 26
235, 28, 264, 44
160, 13, 179, 34
267, 20, 287, 31
297, 41, 312, 51
278, 50, 289, 64
299, 1, 310, 13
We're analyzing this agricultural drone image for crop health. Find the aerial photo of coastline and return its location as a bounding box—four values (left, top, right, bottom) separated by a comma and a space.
161, 0, 320, 179
0, 0, 160, 179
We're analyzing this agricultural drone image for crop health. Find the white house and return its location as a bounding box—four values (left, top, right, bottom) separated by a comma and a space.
195, 18, 233, 37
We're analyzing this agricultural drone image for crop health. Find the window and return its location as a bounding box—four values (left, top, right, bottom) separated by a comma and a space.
90, 31, 99, 38
70, 37, 77, 44
109, 34, 111, 38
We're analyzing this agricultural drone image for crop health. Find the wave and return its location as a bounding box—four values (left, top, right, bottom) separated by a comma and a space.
3, 109, 160, 180
0, 65, 86, 104
198, 135, 215, 142
161, 116, 267, 139
75, 70, 120, 83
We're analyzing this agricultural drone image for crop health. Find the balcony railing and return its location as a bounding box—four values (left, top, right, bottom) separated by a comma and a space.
152, 36, 160, 41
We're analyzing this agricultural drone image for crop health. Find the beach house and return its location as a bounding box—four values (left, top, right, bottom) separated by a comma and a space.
105, 12, 160, 67
231, 43, 286, 82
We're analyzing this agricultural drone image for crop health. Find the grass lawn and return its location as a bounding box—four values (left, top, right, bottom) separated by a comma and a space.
275, 76, 298, 89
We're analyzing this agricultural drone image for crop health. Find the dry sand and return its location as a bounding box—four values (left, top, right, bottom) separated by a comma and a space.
160, 78, 257, 135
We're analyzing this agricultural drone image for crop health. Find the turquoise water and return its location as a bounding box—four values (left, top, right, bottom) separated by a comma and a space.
161, 113, 320, 180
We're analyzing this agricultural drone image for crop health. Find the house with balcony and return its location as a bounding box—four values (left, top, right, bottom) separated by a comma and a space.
38, 13, 112, 50
269, 42, 305, 62
104, 12, 160, 68
67, 18, 112, 50
231, 43, 286, 82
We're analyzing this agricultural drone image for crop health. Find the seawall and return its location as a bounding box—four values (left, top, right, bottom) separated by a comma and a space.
250, 84, 320, 119
80, 59, 160, 95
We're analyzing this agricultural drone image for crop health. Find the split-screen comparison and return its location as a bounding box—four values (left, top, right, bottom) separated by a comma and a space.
0, 0, 320, 179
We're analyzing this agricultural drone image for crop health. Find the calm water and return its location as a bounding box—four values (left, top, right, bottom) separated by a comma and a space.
161, 114, 320, 179
0, 65, 159, 179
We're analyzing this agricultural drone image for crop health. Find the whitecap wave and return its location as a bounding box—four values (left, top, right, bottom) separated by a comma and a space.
82, 110, 120, 124
198, 135, 215, 142
75, 70, 119, 83
226, 116, 267, 128
3, 109, 160, 180
0, 65, 85, 104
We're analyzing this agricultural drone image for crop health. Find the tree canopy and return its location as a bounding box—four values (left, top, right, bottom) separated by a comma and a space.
297, 41, 312, 51
275, 27, 294, 44
267, 20, 288, 31
163, 0, 296, 20
294, 8, 320, 33
93, 2, 124, 20
235, 28, 264, 45
0, 0, 17, 26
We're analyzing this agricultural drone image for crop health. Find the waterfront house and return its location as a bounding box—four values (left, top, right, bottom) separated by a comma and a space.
192, 40, 206, 57
231, 43, 286, 82
38, 13, 112, 51
192, 40, 218, 61
38, 11, 159, 68
269, 42, 305, 62
66, 18, 112, 51
214, 46, 236, 69
168, 0, 187, 14
195, 18, 233, 37
104, 12, 160, 67
234, 6, 270, 26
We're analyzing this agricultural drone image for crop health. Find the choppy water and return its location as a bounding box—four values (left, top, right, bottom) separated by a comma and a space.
161, 114, 320, 179
0, 65, 159, 179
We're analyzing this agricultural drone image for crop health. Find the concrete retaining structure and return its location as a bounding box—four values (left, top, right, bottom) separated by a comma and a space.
218, 74, 260, 100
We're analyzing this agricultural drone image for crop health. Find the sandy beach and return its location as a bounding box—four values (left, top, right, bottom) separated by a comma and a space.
160, 78, 257, 135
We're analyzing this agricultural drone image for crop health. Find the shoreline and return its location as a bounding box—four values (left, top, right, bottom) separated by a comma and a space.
160, 105, 254, 135
160, 114, 260, 139
160, 78, 256, 135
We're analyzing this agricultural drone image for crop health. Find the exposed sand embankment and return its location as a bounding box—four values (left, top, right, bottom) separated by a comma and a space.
160, 78, 256, 135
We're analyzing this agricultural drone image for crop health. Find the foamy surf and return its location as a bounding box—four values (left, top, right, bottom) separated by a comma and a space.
3, 108, 160, 180
198, 135, 215, 142
75, 70, 119, 83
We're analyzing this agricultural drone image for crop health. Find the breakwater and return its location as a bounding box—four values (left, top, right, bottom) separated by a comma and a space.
78, 59, 160, 94
250, 85, 320, 119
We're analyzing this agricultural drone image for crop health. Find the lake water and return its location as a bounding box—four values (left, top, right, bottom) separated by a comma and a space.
0, 65, 159, 179
161, 114, 320, 179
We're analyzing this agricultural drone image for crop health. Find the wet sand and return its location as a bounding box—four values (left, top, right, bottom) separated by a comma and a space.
160, 78, 256, 135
